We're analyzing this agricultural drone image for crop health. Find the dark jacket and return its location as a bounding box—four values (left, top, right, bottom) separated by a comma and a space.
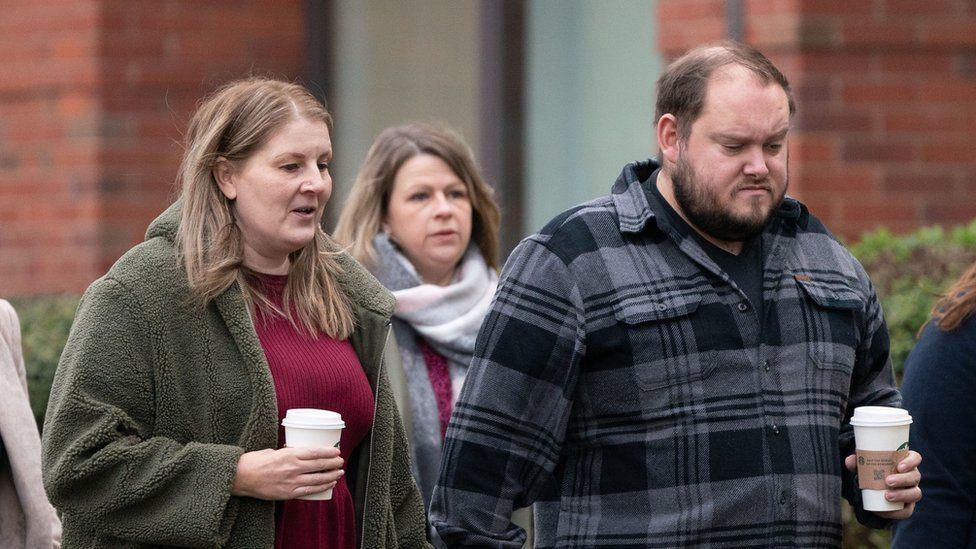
892, 315, 976, 548
41, 202, 430, 548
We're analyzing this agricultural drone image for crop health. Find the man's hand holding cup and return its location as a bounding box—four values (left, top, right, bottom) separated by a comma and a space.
845, 449, 922, 520
847, 406, 922, 520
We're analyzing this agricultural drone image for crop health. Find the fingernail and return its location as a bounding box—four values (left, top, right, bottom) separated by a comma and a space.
338, 469, 345, 477
885, 492, 895, 501
886, 476, 896, 486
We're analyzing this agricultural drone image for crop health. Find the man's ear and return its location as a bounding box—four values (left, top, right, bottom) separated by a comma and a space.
656, 114, 681, 165
213, 158, 237, 200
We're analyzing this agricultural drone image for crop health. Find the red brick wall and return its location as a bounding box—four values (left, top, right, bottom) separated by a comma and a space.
0, 0, 102, 296
6, 2, 974, 296
0, 0, 304, 297
658, 0, 976, 238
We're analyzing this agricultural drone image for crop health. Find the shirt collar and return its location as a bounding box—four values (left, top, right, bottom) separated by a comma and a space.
610, 158, 661, 234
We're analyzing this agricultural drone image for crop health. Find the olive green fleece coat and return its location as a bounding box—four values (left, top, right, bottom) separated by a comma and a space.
41, 203, 431, 548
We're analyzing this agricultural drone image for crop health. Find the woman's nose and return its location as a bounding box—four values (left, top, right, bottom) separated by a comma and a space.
302, 167, 329, 193
433, 192, 453, 217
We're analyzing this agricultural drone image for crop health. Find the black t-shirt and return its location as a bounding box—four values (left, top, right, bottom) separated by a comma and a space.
648, 179, 765, 314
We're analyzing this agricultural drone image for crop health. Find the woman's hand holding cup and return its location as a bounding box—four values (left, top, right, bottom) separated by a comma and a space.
232, 446, 344, 500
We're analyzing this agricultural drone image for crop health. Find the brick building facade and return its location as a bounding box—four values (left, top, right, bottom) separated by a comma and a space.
2, 0, 975, 297
659, 0, 976, 236
0, 0, 306, 296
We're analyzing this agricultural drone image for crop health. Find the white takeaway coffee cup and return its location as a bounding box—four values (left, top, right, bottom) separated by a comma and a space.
850, 406, 912, 512
281, 409, 345, 500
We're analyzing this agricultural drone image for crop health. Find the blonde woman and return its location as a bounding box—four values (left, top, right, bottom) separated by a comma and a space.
0, 299, 61, 548
41, 78, 429, 549
336, 124, 535, 547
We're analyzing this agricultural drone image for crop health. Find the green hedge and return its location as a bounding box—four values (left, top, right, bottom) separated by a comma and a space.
9, 219, 976, 549
849, 219, 976, 378
10, 294, 80, 429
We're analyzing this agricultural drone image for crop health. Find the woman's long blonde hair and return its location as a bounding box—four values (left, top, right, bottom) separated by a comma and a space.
932, 261, 976, 332
334, 123, 501, 270
175, 77, 354, 339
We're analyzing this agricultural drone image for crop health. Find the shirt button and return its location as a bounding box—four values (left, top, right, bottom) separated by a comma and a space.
780, 491, 788, 505
737, 302, 749, 312
656, 303, 667, 311
764, 360, 771, 372
772, 425, 780, 435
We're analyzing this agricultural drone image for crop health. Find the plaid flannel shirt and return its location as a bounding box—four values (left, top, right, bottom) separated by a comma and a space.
430, 159, 901, 548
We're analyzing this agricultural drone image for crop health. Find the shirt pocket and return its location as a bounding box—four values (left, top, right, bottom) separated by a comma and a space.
612, 292, 714, 393
795, 276, 863, 371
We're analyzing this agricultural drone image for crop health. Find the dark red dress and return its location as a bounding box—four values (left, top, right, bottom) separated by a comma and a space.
253, 274, 374, 549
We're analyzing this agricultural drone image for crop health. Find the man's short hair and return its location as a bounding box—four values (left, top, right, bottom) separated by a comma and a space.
655, 40, 796, 138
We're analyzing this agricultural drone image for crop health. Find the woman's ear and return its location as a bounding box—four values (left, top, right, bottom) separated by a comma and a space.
213, 158, 237, 200
381, 222, 401, 247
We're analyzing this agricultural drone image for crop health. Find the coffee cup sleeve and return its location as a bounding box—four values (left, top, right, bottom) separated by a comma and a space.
841, 456, 893, 528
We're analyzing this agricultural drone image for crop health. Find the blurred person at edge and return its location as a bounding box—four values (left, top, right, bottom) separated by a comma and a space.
40, 78, 429, 549
429, 41, 922, 548
335, 124, 533, 548
892, 262, 976, 548
0, 299, 61, 548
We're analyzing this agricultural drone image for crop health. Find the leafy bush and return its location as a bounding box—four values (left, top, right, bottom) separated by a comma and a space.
849, 219, 976, 378
9, 294, 80, 429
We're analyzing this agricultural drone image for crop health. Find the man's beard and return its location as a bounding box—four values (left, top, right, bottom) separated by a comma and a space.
670, 153, 787, 243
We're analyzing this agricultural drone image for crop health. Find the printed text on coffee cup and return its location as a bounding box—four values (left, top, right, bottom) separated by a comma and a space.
856, 448, 910, 490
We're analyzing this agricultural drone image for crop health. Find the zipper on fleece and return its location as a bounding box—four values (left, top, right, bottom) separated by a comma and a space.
360, 321, 393, 549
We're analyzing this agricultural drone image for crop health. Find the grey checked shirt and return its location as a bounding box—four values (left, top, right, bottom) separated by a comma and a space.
430, 159, 900, 548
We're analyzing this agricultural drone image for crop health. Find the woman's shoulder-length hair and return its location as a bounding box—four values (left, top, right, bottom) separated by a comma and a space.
333, 123, 501, 271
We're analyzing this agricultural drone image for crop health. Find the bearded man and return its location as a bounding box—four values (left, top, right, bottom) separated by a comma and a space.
430, 41, 921, 548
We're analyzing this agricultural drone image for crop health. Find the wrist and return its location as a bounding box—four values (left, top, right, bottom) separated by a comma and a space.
231, 455, 254, 498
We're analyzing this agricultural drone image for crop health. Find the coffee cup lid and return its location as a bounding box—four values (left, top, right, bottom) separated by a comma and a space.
850, 406, 912, 427
281, 408, 345, 429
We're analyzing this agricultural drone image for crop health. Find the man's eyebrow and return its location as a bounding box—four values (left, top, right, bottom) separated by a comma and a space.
711, 132, 748, 141
710, 127, 790, 142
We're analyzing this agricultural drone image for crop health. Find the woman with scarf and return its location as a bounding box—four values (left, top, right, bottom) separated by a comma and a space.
335, 124, 516, 546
